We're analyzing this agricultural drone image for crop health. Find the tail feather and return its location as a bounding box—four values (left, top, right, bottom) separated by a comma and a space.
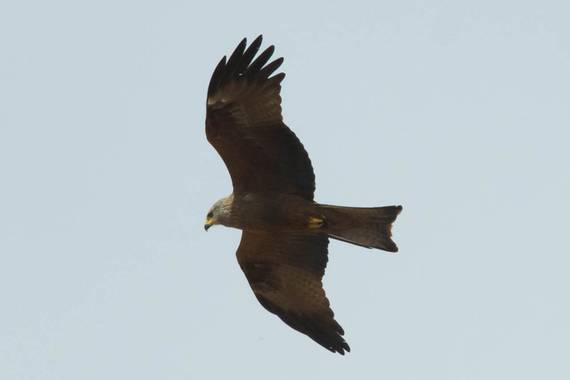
318, 204, 402, 252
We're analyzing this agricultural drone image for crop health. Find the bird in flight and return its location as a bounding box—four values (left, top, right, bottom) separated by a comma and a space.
204, 35, 402, 354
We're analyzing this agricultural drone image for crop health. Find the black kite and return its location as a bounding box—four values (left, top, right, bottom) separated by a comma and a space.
204, 36, 402, 354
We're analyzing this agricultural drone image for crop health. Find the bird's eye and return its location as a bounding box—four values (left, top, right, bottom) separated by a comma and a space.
207, 212, 213, 218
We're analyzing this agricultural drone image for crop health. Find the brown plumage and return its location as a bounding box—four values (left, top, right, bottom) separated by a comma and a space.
204, 35, 402, 355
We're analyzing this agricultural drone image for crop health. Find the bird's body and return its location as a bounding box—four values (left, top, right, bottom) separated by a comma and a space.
204, 35, 402, 354
213, 193, 321, 232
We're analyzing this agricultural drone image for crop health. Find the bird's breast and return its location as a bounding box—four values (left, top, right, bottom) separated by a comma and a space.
230, 193, 318, 232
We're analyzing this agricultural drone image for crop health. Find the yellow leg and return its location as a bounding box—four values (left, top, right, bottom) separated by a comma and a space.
308, 216, 325, 229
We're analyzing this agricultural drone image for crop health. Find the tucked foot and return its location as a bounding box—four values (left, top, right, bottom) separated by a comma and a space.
308, 216, 326, 229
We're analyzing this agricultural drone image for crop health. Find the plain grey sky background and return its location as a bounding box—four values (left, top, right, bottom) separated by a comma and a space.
1, 0, 569, 379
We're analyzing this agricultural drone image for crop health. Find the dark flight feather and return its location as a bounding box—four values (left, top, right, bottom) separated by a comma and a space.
206, 35, 315, 199
237, 231, 350, 354
247, 45, 275, 76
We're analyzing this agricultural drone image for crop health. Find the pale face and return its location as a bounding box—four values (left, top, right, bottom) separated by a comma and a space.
204, 206, 216, 231
204, 198, 225, 231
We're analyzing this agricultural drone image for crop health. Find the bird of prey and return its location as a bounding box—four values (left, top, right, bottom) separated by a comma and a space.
204, 35, 402, 355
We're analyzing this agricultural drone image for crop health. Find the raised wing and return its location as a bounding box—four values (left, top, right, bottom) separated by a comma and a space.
236, 231, 350, 354
206, 36, 315, 200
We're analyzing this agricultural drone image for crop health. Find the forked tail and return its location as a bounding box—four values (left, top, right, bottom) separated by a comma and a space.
318, 204, 403, 252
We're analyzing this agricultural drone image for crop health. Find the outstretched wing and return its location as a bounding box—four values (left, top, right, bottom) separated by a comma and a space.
206, 36, 315, 200
236, 231, 350, 354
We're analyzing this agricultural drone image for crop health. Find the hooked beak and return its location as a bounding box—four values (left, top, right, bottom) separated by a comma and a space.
204, 218, 213, 231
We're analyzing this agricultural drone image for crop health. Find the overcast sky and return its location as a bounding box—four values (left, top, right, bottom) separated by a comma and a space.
1, 1, 569, 379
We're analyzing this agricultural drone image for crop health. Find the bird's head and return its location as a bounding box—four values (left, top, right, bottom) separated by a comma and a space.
204, 196, 232, 231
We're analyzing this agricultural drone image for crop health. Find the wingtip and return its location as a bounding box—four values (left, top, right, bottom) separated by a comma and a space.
383, 237, 400, 254
332, 341, 351, 355
216, 55, 226, 66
